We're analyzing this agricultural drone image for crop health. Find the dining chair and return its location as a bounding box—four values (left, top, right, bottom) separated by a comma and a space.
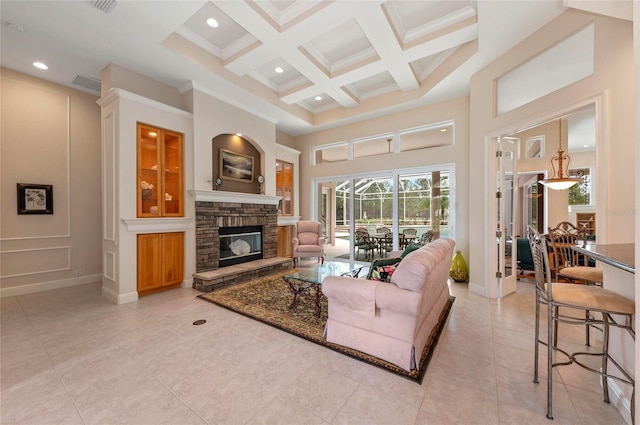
400, 228, 417, 249
375, 227, 392, 257
417, 230, 435, 246
528, 226, 635, 421
354, 228, 375, 261
548, 221, 602, 283
548, 221, 604, 345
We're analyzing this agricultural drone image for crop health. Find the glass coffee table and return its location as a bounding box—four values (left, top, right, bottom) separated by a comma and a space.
283, 261, 366, 318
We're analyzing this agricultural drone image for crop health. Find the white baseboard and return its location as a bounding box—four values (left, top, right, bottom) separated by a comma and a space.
0, 274, 102, 298
467, 281, 485, 296
101, 285, 138, 304
181, 278, 193, 288
603, 376, 633, 425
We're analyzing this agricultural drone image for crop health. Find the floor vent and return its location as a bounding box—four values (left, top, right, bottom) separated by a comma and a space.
72, 74, 101, 93
86, 0, 116, 14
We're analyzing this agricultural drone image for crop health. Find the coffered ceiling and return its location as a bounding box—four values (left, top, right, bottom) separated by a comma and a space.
0, 1, 594, 136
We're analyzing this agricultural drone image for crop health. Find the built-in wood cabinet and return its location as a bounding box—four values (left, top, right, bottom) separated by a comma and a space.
277, 225, 293, 257
137, 232, 184, 295
276, 160, 293, 215
137, 123, 183, 217
136, 122, 185, 296
576, 212, 596, 237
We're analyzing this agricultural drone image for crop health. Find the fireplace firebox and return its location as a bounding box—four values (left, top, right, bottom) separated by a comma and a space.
218, 225, 263, 267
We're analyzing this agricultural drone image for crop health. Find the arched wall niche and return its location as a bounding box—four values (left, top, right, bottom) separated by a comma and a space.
212, 133, 263, 194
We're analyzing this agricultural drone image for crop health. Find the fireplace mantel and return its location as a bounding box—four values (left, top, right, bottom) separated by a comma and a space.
189, 190, 281, 206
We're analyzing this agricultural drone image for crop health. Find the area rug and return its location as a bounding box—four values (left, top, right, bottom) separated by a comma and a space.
197, 270, 454, 383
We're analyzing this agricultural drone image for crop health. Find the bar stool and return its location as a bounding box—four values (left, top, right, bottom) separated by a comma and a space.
528, 226, 635, 421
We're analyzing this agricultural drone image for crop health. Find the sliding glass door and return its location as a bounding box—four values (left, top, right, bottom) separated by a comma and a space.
314, 165, 455, 261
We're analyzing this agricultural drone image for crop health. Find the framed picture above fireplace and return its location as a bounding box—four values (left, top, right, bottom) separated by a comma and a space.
220, 149, 254, 183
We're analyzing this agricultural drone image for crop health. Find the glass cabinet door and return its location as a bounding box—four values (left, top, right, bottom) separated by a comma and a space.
161, 130, 183, 216
276, 160, 293, 215
137, 124, 161, 217
137, 123, 183, 218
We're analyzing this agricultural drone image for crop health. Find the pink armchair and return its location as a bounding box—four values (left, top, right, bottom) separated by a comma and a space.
321, 238, 455, 371
292, 220, 326, 267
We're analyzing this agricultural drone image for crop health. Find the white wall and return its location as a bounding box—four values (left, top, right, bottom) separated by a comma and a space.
190, 89, 278, 196
469, 10, 635, 297
98, 89, 194, 304
0, 68, 102, 297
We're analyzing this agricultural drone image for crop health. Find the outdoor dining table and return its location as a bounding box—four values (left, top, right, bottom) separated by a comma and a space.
368, 232, 391, 257
367, 232, 418, 257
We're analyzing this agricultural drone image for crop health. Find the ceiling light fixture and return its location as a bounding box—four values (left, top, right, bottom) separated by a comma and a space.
33, 62, 48, 70
539, 119, 582, 190
315, 96, 322, 101
274, 67, 283, 74
206, 18, 219, 28
440, 128, 447, 132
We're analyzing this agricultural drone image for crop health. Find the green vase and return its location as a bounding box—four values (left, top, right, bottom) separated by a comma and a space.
449, 250, 469, 282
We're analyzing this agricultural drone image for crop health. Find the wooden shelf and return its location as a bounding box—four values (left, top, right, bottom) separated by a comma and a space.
576, 212, 596, 236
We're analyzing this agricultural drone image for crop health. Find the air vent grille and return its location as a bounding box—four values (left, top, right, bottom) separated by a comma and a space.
86, 0, 116, 13
72, 75, 101, 93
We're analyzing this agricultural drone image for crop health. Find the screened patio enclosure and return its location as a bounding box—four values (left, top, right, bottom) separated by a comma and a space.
324, 169, 452, 260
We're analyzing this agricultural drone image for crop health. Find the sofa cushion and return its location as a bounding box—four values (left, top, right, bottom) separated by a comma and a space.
366, 257, 402, 281
390, 240, 447, 292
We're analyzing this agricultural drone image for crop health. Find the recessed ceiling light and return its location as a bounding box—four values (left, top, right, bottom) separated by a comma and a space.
206, 18, 219, 28
33, 62, 48, 70
315, 96, 322, 101
274, 67, 283, 74
440, 128, 447, 132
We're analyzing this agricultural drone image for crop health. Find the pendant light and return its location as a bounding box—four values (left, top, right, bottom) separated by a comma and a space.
539, 119, 581, 190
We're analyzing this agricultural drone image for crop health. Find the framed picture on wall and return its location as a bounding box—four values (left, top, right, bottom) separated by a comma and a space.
17, 183, 53, 214
220, 149, 254, 183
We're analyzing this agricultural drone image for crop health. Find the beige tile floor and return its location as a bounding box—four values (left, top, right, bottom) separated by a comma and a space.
0, 260, 629, 425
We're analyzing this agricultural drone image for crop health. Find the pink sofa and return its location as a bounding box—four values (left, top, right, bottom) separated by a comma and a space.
321, 238, 455, 371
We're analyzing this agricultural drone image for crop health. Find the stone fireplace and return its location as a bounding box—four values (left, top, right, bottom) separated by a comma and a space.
195, 201, 277, 272
191, 191, 291, 292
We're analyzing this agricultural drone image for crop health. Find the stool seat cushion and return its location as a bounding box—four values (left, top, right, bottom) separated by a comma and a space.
551, 282, 635, 315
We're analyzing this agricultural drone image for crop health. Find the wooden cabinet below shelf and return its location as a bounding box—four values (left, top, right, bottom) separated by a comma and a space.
137, 232, 184, 296
277, 225, 293, 258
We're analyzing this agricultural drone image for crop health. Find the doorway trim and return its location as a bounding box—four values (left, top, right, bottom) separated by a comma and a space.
483, 92, 606, 298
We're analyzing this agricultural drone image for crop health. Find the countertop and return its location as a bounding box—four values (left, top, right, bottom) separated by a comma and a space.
573, 243, 635, 274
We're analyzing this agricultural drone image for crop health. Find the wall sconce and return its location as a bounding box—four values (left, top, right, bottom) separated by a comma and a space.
257, 175, 264, 194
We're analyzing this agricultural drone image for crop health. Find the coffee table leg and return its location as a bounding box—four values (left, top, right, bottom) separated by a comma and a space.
283, 276, 309, 311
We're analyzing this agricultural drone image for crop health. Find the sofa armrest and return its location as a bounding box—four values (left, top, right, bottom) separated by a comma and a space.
375, 283, 421, 316
292, 237, 299, 250
322, 276, 377, 316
